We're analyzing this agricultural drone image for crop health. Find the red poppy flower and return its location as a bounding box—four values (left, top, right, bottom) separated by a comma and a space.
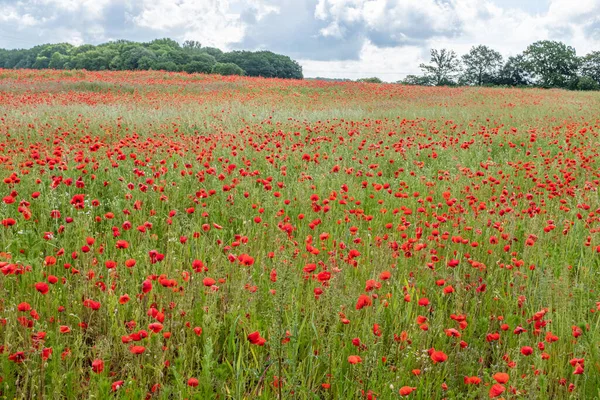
399, 386, 416, 396
492, 372, 509, 384
347, 355, 362, 364
489, 384, 505, 398
203, 277, 216, 287
112, 380, 125, 392
130, 346, 145, 355
430, 350, 448, 363
91, 359, 104, 373
35, 282, 49, 295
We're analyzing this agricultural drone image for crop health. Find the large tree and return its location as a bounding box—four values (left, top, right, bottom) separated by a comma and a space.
580, 51, 600, 85
461, 45, 503, 86
522, 40, 579, 88
419, 48, 461, 86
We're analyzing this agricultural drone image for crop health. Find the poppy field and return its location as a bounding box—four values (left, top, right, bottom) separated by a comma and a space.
1, 69, 600, 399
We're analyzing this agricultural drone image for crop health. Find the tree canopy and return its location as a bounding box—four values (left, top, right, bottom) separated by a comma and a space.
522, 40, 579, 88
580, 51, 600, 86
418, 49, 461, 86
0, 39, 303, 79
399, 40, 598, 91
461, 45, 503, 86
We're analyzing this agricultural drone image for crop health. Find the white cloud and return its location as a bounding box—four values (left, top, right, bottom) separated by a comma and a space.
132, 0, 245, 48
313, 0, 463, 43
0, 5, 40, 26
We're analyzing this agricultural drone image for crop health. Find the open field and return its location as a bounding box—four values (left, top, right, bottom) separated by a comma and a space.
1, 69, 600, 399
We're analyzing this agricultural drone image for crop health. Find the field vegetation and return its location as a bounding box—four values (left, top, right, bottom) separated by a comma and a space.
1, 69, 600, 399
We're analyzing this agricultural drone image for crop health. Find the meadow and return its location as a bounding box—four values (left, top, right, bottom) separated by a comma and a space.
1, 69, 600, 399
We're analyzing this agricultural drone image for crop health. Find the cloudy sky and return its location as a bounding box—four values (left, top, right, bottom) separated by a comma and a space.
0, 0, 599, 81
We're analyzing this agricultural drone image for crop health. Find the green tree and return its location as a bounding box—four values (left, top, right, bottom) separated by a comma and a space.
119, 46, 157, 70
580, 51, 600, 85
13, 52, 36, 69
48, 52, 70, 69
153, 61, 179, 72
147, 38, 181, 51
496, 55, 531, 86
461, 45, 503, 86
37, 43, 73, 59
399, 75, 433, 86
199, 47, 224, 60
32, 56, 50, 69
1, 49, 29, 68
522, 40, 579, 88
71, 48, 117, 70
0, 38, 302, 79
183, 53, 216, 74
219, 51, 302, 79
220, 51, 274, 77
71, 44, 95, 56
419, 48, 461, 86
356, 77, 382, 83
576, 76, 600, 91
212, 62, 244, 76
182, 40, 203, 52
266, 53, 303, 79
0, 49, 7, 68
137, 56, 158, 70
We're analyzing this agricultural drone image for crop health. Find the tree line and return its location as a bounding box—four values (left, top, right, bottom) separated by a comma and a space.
0, 38, 303, 79
2, 38, 598, 90
396, 41, 600, 90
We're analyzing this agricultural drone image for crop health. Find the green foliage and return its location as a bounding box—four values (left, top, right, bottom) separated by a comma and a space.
522, 40, 580, 88
71, 48, 117, 70
419, 48, 461, 86
183, 53, 217, 74
576, 76, 600, 91
0, 39, 301, 79
199, 47, 224, 60
496, 55, 532, 86
212, 62, 245, 76
356, 77, 382, 83
398, 74, 433, 86
32, 56, 50, 69
580, 51, 600, 85
182, 40, 203, 52
48, 52, 69, 69
461, 45, 503, 86
219, 50, 302, 79
148, 38, 182, 52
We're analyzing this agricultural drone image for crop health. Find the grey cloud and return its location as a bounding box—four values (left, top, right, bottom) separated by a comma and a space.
585, 19, 600, 41
235, 0, 468, 60
235, 0, 365, 60
100, 2, 174, 43
0, 0, 167, 48
365, 9, 462, 48
547, 24, 574, 42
